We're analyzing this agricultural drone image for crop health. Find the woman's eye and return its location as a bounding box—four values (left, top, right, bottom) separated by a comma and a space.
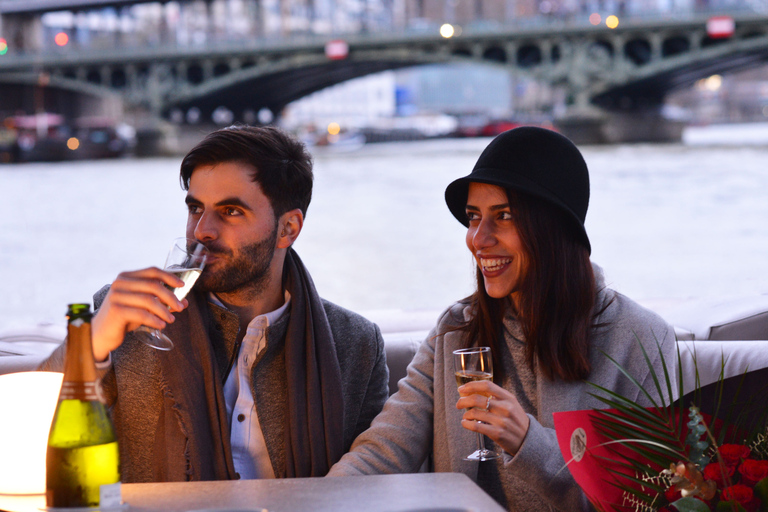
500, 211, 513, 220
466, 211, 479, 221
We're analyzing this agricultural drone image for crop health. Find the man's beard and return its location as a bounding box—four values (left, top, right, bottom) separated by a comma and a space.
197, 224, 279, 296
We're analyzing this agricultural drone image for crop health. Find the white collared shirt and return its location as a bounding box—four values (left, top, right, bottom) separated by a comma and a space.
217, 291, 291, 480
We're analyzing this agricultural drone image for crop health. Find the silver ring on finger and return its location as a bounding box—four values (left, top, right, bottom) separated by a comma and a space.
484, 396, 492, 412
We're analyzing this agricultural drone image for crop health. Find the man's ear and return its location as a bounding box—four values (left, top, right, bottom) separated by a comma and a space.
276, 209, 304, 249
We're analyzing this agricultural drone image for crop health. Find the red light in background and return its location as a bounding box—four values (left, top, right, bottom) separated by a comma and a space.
707, 16, 734, 39
54, 32, 69, 46
324, 40, 349, 60
0, 38, 8, 55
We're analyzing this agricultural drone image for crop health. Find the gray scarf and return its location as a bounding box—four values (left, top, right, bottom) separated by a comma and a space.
154, 248, 345, 480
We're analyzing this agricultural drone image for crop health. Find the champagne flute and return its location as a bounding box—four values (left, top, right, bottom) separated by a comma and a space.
133, 237, 208, 351
453, 347, 500, 461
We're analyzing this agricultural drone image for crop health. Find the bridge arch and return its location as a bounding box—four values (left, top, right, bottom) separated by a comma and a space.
3, 14, 768, 135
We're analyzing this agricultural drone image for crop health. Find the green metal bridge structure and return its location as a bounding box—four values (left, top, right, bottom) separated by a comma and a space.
2, 0, 768, 142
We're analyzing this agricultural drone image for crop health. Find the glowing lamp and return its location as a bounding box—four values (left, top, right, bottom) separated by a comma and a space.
439, 23, 455, 38
54, 32, 69, 47
0, 372, 63, 495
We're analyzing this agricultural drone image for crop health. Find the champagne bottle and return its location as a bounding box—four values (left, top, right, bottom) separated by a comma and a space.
46, 303, 120, 508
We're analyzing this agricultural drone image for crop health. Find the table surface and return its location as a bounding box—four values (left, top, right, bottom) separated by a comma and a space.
0, 473, 505, 512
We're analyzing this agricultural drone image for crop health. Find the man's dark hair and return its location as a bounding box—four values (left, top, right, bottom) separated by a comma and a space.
180, 125, 313, 218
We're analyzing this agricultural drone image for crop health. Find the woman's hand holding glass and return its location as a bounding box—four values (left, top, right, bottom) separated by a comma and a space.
456, 379, 531, 457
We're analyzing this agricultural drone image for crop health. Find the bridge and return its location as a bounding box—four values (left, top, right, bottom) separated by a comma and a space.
2, 2, 768, 143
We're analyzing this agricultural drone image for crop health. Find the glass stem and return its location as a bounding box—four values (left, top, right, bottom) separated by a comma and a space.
476, 431, 486, 454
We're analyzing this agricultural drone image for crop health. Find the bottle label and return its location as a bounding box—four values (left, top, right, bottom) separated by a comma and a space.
59, 381, 105, 402
100, 482, 122, 508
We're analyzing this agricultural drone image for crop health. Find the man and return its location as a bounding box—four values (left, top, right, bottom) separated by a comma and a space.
41, 125, 389, 482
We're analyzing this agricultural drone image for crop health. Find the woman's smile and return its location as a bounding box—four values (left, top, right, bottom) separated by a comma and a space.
479, 257, 512, 275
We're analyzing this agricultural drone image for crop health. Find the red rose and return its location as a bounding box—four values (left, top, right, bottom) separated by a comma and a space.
721, 484, 759, 512
665, 485, 682, 503
703, 462, 735, 488
739, 459, 768, 487
719, 444, 751, 468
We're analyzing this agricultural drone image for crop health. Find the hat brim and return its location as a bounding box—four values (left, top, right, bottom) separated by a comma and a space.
445, 167, 592, 253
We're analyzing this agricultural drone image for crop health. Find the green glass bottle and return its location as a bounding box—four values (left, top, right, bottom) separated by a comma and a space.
46, 303, 120, 508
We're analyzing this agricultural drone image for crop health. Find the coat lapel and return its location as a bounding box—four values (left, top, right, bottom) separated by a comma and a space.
251, 312, 290, 478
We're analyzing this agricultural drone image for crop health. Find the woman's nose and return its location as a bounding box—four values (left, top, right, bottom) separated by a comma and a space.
471, 219, 496, 249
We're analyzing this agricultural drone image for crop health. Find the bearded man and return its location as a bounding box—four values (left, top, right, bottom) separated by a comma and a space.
41, 126, 389, 482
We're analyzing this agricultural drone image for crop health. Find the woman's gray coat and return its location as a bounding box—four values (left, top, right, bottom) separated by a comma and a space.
328, 266, 676, 511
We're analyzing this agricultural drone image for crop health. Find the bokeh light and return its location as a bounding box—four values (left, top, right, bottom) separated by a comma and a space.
54, 32, 69, 46
439, 23, 455, 38
327, 122, 341, 135
606, 15, 619, 28
589, 13, 601, 25
0, 38, 8, 55
66, 137, 80, 150
704, 74, 722, 91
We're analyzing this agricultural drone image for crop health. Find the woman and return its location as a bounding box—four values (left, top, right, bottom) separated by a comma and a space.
328, 126, 676, 511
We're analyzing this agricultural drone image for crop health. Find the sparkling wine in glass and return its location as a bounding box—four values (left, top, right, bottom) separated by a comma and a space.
133, 237, 208, 351
453, 347, 500, 461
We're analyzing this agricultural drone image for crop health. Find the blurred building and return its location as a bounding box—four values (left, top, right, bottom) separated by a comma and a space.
281, 71, 397, 129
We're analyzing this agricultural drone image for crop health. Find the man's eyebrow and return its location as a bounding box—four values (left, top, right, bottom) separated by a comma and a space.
214, 197, 252, 210
184, 195, 252, 211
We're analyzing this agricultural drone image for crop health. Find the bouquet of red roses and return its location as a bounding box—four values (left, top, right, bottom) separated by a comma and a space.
659, 440, 768, 512
554, 343, 768, 512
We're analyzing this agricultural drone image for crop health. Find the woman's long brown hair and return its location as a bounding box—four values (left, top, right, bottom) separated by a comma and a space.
459, 190, 596, 382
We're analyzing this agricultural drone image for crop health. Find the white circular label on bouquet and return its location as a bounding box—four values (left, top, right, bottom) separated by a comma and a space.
570, 428, 587, 462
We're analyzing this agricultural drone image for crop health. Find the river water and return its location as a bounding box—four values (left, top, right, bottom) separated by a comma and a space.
2, 134, 768, 332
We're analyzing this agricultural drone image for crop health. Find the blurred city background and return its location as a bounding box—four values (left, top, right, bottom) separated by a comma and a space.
2, 0, 768, 159
2, 0, 768, 331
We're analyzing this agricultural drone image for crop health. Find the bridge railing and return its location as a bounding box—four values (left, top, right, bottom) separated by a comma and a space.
1, 0, 768, 59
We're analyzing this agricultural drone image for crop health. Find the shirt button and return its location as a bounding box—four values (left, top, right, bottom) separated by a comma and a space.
237, 413, 246, 422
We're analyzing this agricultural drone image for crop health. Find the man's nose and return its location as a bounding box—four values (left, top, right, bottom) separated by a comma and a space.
193, 212, 217, 241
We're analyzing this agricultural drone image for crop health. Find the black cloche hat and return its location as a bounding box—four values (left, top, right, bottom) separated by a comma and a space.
444, 126, 591, 254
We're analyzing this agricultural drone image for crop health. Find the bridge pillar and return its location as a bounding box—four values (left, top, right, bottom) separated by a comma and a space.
555, 106, 685, 144
1, 13, 43, 52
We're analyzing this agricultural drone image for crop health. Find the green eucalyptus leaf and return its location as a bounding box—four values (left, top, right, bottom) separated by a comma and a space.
672, 496, 713, 512
715, 500, 748, 512
754, 477, 768, 512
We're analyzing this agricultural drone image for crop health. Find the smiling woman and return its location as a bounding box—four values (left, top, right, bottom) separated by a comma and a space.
464, 183, 526, 301
327, 127, 677, 512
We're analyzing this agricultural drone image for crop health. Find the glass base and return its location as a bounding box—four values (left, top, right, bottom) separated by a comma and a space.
133, 326, 174, 351
464, 449, 500, 462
